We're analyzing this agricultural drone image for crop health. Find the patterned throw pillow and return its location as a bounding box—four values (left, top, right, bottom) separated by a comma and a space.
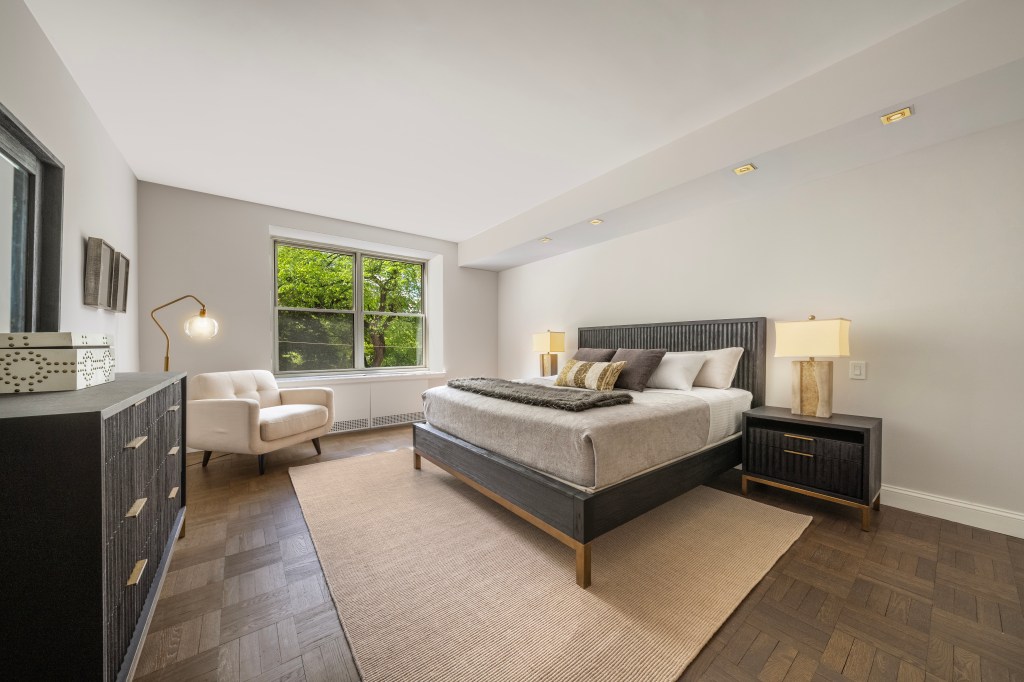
554, 359, 627, 391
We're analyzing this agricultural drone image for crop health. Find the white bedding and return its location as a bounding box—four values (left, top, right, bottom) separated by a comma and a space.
430, 376, 753, 489
646, 386, 752, 443
531, 377, 752, 443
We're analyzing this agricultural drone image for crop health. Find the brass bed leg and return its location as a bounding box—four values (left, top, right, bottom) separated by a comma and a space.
413, 451, 421, 470
741, 475, 749, 495
576, 543, 592, 589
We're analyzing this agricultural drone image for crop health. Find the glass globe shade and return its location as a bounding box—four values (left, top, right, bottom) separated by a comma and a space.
184, 314, 219, 340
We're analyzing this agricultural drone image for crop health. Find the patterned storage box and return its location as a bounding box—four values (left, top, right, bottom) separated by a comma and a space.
2, 332, 115, 394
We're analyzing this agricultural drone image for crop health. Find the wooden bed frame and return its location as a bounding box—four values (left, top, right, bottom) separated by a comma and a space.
412, 317, 767, 588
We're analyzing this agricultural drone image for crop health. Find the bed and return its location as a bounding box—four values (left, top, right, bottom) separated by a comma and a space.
412, 317, 766, 588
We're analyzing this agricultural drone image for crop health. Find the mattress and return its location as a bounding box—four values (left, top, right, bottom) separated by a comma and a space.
421, 378, 752, 492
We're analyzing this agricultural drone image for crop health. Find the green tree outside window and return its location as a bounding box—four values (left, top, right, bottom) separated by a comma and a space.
275, 243, 424, 372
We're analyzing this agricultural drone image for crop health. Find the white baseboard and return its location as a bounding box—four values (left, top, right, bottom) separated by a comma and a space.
882, 484, 1024, 539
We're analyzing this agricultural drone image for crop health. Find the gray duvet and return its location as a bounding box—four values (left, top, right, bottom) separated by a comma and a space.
421, 379, 711, 490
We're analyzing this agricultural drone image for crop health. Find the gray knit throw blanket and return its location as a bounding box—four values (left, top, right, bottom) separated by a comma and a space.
446, 378, 633, 412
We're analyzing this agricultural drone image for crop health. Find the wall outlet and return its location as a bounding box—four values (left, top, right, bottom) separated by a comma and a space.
849, 361, 867, 380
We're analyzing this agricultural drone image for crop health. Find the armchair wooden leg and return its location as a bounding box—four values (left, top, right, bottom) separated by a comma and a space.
413, 451, 421, 470
202, 451, 212, 467
312, 437, 322, 455
258, 454, 266, 476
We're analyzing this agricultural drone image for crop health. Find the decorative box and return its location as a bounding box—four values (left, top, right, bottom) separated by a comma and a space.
1, 332, 115, 394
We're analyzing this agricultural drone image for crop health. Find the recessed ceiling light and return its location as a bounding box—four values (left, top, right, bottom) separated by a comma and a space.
881, 107, 913, 125
539, 237, 552, 244
734, 164, 757, 175
589, 219, 604, 225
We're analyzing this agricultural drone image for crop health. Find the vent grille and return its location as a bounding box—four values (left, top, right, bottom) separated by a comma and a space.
329, 418, 371, 434
328, 412, 425, 434
371, 411, 425, 428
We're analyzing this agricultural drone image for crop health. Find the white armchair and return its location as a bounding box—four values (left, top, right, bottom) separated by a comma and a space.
187, 370, 334, 475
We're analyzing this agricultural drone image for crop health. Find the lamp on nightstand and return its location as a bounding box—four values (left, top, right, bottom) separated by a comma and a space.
532, 330, 565, 376
774, 315, 850, 418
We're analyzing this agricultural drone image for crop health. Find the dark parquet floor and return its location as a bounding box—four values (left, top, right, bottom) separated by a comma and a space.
136, 426, 1024, 682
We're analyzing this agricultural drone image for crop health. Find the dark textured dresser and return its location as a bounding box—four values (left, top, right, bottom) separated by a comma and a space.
741, 405, 882, 531
0, 372, 186, 681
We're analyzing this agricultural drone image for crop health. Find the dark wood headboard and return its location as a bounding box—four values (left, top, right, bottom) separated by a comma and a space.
577, 317, 767, 407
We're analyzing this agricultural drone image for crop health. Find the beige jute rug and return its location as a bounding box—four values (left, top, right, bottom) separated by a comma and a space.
289, 448, 811, 682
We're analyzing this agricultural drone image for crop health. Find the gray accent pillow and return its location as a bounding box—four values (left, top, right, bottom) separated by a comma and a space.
610, 348, 668, 391
573, 347, 616, 362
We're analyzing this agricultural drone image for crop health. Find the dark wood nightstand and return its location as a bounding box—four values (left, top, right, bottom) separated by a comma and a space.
742, 405, 882, 530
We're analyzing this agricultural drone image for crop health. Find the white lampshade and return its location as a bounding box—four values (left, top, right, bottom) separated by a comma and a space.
775, 317, 850, 358
532, 330, 565, 353
184, 313, 219, 340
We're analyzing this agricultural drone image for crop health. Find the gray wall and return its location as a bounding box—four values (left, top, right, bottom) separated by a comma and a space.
137, 182, 498, 380
0, 1, 139, 367
498, 119, 1024, 535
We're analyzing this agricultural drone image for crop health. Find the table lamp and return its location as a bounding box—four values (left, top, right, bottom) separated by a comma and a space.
774, 315, 849, 418
532, 330, 565, 376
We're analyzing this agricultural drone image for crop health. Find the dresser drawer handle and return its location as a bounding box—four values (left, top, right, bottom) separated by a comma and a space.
134, 398, 147, 408
125, 436, 148, 450
168, 446, 180, 456
125, 498, 147, 518
783, 433, 814, 441
168, 404, 180, 412
784, 449, 815, 458
127, 559, 147, 587
169, 486, 180, 500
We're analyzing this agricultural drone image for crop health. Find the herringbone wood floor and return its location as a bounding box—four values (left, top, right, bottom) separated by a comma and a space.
136, 427, 1024, 682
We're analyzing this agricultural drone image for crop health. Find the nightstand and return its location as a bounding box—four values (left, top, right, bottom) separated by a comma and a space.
742, 406, 882, 531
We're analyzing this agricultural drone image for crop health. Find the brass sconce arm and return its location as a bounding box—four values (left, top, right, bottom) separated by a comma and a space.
151, 294, 208, 372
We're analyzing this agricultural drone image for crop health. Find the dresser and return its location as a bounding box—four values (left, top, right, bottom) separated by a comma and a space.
0, 372, 186, 681
741, 405, 882, 530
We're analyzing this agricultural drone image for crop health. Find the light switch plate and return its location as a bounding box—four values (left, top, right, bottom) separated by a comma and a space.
849, 361, 867, 380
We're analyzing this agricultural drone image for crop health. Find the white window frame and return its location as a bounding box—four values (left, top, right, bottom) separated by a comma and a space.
273, 238, 428, 375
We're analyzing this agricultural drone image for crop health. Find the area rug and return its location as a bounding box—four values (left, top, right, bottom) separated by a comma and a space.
289, 449, 811, 682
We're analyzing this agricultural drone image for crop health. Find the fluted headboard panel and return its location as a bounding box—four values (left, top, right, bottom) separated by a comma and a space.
577, 317, 767, 407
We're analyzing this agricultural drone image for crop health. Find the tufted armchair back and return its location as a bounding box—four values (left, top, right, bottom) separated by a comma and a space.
189, 369, 283, 408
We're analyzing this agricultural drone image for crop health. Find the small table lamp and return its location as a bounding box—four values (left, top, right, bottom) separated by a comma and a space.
532, 330, 565, 376
774, 315, 850, 418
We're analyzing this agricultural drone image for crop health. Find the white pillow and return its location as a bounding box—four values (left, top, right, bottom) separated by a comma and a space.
692, 347, 744, 389
645, 352, 707, 391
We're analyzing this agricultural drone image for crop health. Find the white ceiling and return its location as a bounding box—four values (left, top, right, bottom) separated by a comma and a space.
25, 0, 964, 243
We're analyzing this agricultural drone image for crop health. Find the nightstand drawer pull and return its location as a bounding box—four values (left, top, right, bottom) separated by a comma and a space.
127, 559, 147, 587
783, 433, 814, 441
134, 398, 147, 408
168, 446, 180, 456
784, 449, 815, 458
125, 498, 147, 518
125, 436, 148, 450
168, 486, 180, 500
168, 404, 180, 412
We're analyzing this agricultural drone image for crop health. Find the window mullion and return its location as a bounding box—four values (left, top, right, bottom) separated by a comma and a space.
354, 251, 365, 370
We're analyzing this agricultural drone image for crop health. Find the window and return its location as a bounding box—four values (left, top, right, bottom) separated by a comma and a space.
274, 241, 425, 374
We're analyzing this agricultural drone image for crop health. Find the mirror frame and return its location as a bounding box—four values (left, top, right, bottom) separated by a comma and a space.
1, 101, 63, 332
